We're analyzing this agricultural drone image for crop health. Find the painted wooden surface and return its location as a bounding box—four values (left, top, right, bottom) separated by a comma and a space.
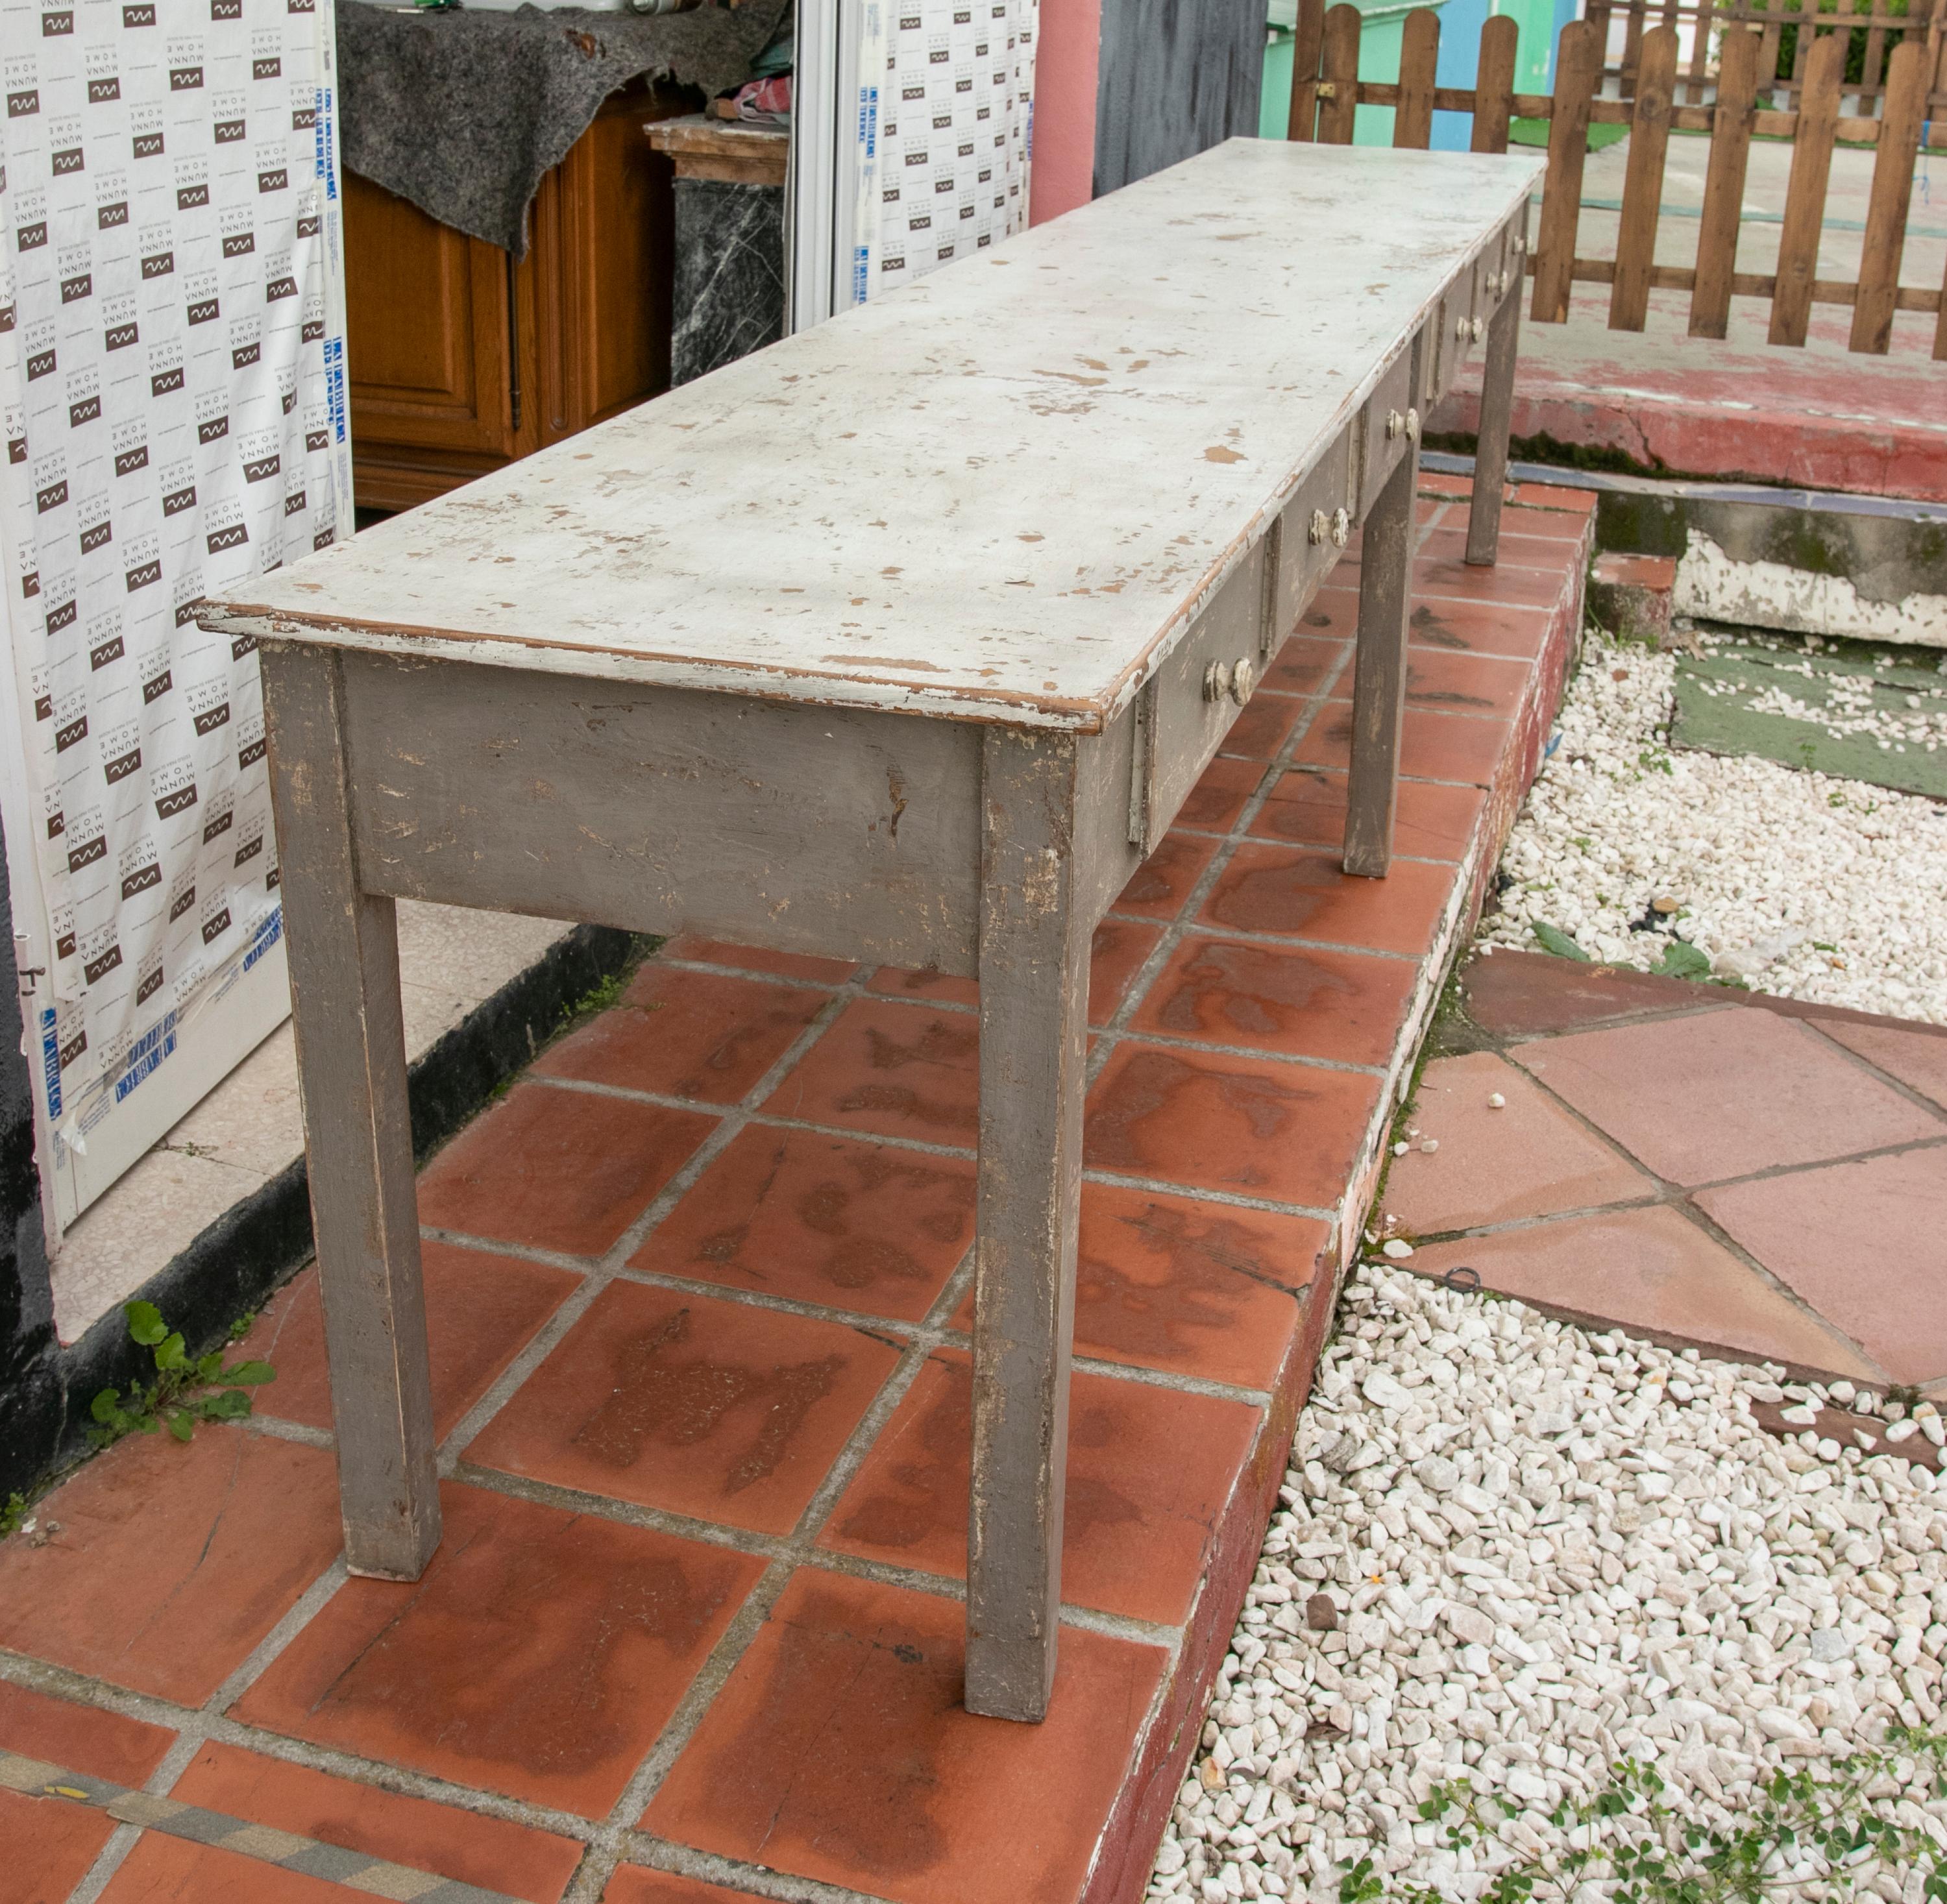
1343, 443, 1419, 877
259, 646, 441, 1581
966, 729, 1092, 1720
207, 141, 1541, 734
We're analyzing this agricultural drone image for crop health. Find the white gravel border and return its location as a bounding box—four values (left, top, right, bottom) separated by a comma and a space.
1476, 629, 1947, 1024
1147, 1267, 1947, 1903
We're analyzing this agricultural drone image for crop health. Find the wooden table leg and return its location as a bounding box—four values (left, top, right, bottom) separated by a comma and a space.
1465, 283, 1523, 567
261, 643, 441, 1581
966, 727, 1089, 1723
1343, 437, 1421, 879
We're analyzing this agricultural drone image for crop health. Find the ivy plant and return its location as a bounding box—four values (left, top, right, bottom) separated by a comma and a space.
88, 1302, 275, 1447
1340, 1725, 1947, 1903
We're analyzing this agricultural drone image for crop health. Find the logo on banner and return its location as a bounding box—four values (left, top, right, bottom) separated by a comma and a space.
132, 951, 166, 1010
49, 112, 83, 176
119, 837, 162, 901
85, 42, 118, 101
140, 644, 175, 705
199, 888, 232, 946
87, 611, 123, 670
189, 679, 232, 737
152, 757, 197, 820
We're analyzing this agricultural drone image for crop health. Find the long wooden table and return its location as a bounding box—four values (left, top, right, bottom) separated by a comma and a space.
206, 139, 1543, 1725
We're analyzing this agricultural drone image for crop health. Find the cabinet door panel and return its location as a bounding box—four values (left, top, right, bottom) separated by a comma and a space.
344, 171, 515, 458
537, 86, 681, 443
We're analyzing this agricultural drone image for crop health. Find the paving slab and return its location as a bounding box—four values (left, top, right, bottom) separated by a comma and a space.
0, 482, 1593, 1904
1388, 945, 1947, 1391
1512, 1005, 1944, 1186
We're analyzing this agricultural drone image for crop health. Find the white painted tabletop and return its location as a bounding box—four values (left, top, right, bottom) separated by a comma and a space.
210, 140, 1543, 732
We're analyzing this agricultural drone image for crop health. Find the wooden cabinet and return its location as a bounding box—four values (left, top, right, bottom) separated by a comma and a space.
345, 83, 686, 515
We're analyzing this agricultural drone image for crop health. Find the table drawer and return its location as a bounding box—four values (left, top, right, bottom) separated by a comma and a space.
1130, 546, 1265, 849
1269, 427, 1354, 652
1435, 265, 1484, 403
1357, 348, 1418, 517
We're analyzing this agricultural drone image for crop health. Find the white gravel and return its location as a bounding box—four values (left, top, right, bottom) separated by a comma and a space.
1147, 1267, 1947, 1903
1477, 629, 1947, 1024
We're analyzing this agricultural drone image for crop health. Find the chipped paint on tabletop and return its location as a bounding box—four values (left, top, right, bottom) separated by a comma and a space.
207, 141, 1543, 732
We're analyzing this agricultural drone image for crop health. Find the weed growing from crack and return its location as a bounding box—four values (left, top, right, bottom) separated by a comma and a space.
88, 1302, 275, 1447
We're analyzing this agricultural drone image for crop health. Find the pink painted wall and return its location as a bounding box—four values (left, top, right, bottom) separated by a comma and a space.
1029, 0, 1101, 224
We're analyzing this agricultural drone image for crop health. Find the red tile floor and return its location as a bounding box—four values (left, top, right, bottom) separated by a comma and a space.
1388, 950, 1947, 1400
0, 477, 1594, 1904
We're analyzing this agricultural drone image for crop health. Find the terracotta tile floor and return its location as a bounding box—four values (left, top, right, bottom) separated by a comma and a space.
1388, 949, 1947, 1399
0, 480, 1595, 1904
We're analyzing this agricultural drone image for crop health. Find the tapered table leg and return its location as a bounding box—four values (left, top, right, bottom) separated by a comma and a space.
1343, 437, 1421, 879
966, 727, 1090, 1722
1465, 282, 1523, 567
261, 642, 439, 1581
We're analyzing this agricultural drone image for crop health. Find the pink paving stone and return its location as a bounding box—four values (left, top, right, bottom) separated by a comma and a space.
1410, 1206, 1880, 1380
1813, 1019, 1947, 1114
1512, 1008, 1946, 1186
1384, 1051, 1651, 1234
1695, 1146, 1947, 1387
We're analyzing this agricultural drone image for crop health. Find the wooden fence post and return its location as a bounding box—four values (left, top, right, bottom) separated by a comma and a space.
1621, 0, 1648, 97
1532, 19, 1602, 323
1393, 6, 1439, 147
1757, 8, 1787, 106
1471, 14, 1519, 153
1769, 31, 1846, 345
1288, 0, 1327, 140
1610, 25, 1678, 329
1850, 38, 1928, 351
1689, 25, 1761, 337
1682, 0, 1715, 101
1317, 3, 1363, 145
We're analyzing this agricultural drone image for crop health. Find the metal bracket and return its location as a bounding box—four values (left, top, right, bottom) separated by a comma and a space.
1127, 674, 1159, 853
1258, 513, 1284, 659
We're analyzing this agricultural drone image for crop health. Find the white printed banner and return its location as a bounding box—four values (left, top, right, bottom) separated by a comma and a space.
0, 0, 351, 1239
854, 0, 1036, 297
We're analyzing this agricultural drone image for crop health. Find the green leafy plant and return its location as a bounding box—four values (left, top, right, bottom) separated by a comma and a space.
1340, 1726, 1947, 1903
0, 1493, 25, 1538
88, 1302, 275, 1448
1650, 939, 1711, 981
1532, 921, 1592, 962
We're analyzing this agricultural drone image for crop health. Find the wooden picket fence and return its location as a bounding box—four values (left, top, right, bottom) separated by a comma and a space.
1595, 0, 1946, 111
1281, 0, 1947, 357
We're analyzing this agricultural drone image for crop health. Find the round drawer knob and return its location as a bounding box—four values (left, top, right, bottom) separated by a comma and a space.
1456, 313, 1471, 340
1386, 408, 1405, 441
1406, 406, 1421, 442
1229, 657, 1256, 705
1308, 507, 1330, 546
1203, 659, 1232, 703
1331, 507, 1351, 548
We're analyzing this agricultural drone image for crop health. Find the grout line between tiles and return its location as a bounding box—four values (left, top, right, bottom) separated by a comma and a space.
60, 1820, 143, 1904
1795, 1015, 1947, 1124
620, 1836, 904, 1904
1483, 1051, 1896, 1384
0, 1645, 607, 1865
432, 962, 883, 1482
530, 1019, 1391, 1086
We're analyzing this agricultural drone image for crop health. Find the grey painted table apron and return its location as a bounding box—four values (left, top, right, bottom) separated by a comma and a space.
204, 139, 1543, 1725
